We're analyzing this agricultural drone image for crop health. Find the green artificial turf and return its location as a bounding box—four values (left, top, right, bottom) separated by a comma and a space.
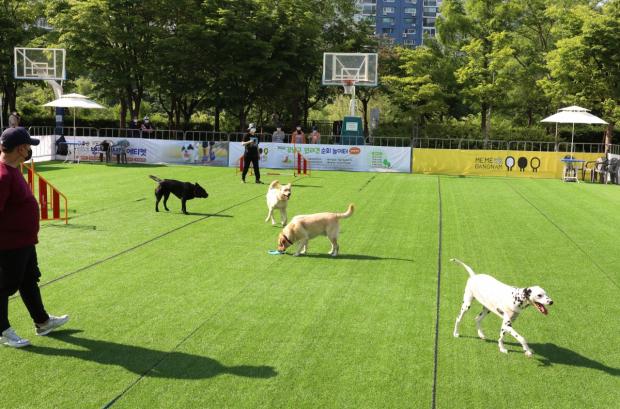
1, 162, 618, 408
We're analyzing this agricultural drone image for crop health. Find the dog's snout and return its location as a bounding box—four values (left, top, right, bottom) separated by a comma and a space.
548, 300, 553, 305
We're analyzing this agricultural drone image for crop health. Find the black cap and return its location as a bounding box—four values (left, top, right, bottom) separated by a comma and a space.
0, 127, 40, 150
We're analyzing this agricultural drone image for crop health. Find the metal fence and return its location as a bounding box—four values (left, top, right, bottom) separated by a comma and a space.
22, 127, 620, 154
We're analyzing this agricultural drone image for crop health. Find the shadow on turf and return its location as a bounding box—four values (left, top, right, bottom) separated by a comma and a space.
531, 343, 620, 376
299, 253, 414, 262
25, 330, 277, 380
461, 336, 619, 376
157, 212, 233, 217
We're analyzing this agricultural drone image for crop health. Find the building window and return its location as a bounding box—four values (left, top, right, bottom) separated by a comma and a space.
423, 17, 436, 26
383, 27, 394, 34
362, 5, 376, 14
403, 17, 415, 25
382, 17, 395, 25
384, 0, 395, 2
423, 27, 436, 37
404, 7, 417, 15
406, 28, 416, 34
383, 7, 394, 14
404, 0, 417, 3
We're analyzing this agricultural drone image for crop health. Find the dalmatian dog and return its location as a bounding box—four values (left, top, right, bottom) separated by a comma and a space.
451, 258, 553, 357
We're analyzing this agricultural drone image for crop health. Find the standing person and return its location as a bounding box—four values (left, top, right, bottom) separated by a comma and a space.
141, 116, 155, 133
292, 125, 306, 144
8, 112, 21, 128
272, 125, 286, 143
241, 124, 262, 184
128, 118, 140, 137
99, 140, 111, 163
0, 127, 69, 348
310, 126, 321, 144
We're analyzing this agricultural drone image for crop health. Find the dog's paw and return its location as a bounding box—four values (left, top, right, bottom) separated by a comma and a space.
477, 331, 486, 340
525, 350, 534, 357
453, 332, 459, 338
499, 347, 508, 354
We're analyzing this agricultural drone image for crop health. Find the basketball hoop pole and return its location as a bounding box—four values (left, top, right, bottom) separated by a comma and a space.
343, 80, 357, 116
349, 84, 356, 117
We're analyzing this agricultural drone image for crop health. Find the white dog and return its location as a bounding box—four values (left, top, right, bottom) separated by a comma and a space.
265, 180, 292, 225
451, 258, 553, 357
277, 204, 354, 256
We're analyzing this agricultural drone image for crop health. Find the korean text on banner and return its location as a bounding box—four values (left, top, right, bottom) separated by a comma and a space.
229, 143, 411, 173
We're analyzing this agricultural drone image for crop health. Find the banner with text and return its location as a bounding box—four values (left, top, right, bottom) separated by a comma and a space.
229, 142, 411, 173
412, 149, 602, 179
60, 137, 229, 166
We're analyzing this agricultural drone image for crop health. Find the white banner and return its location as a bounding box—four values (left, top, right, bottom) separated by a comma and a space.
57, 136, 229, 166
229, 142, 411, 173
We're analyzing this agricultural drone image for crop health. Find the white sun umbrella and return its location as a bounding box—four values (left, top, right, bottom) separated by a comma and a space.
43, 93, 105, 141
541, 106, 608, 154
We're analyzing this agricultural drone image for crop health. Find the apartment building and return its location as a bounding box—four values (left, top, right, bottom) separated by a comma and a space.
355, 0, 441, 47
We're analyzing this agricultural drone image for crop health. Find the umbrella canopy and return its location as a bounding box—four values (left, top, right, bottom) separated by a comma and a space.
541, 106, 608, 125
43, 93, 105, 109
540, 106, 608, 154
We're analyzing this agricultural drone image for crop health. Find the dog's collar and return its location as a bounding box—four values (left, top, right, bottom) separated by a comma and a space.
282, 233, 293, 245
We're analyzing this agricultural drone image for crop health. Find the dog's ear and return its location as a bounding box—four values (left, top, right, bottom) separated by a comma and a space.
524, 287, 532, 298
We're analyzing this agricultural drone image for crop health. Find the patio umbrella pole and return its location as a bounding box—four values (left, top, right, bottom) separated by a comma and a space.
73, 107, 77, 162
571, 122, 575, 155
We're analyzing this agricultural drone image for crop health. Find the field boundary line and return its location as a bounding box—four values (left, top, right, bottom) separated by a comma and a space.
431, 175, 443, 409
507, 182, 619, 290
10, 192, 273, 301
101, 252, 287, 409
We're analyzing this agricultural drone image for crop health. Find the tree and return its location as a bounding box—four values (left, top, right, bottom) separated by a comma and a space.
540, 0, 620, 149
47, 0, 159, 126
438, 0, 518, 142
383, 41, 457, 134
0, 0, 46, 118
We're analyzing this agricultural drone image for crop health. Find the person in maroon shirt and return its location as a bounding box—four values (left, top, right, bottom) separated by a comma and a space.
0, 127, 69, 348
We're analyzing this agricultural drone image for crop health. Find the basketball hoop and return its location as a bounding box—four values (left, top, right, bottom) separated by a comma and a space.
342, 80, 355, 95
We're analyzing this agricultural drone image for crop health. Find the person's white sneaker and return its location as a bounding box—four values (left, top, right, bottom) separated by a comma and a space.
1, 327, 31, 348
35, 314, 69, 336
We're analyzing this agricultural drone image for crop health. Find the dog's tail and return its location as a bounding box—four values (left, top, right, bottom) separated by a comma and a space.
450, 258, 476, 277
149, 175, 162, 183
269, 180, 280, 189
337, 203, 355, 219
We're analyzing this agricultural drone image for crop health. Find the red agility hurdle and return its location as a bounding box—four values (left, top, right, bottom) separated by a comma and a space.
294, 151, 311, 177
21, 162, 68, 224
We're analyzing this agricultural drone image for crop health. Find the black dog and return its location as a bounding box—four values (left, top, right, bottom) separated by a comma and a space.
149, 175, 208, 214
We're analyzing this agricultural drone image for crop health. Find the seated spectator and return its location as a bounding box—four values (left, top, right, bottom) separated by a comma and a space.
141, 116, 154, 133
310, 126, 321, 144
272, 126, 286, 143
292, 125, 306, 144
8, 112, 21, 128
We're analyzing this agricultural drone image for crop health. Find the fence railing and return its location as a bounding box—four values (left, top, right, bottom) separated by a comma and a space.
23, 127, 619, 153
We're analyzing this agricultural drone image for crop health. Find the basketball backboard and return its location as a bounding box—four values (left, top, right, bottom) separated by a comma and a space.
322, 53, 378, 87
14, 47, 66, 81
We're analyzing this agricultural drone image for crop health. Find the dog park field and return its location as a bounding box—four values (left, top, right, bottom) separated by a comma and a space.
2, 162, 619, 408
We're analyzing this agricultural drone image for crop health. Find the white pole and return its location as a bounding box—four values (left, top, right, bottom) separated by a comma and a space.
73, 107, 76, 141
571, 122, 575, 155
350, 85, 356, 117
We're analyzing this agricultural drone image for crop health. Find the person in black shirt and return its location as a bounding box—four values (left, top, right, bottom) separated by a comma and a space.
241, 124, 261, 184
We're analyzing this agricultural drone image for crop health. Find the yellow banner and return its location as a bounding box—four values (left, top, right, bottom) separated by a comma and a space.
412, 149, 602, 179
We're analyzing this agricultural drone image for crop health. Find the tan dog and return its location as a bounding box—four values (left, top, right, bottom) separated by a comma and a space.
277, 204, 354, 256
265, 180, 292, 225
